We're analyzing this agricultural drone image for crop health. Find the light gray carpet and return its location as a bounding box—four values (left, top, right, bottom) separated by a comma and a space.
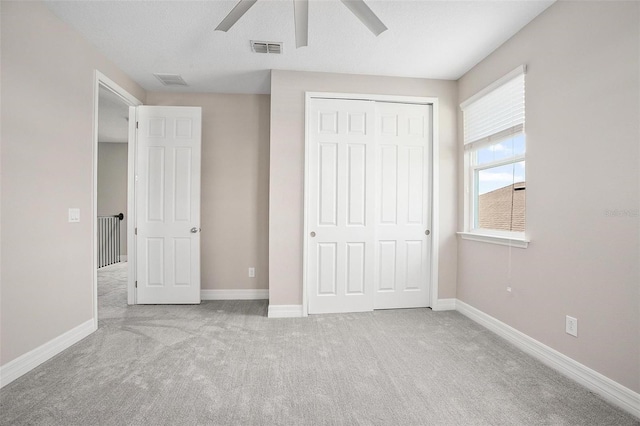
0, 263, 637, 425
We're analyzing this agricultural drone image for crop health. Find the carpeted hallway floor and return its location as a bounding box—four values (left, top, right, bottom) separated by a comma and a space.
0, 262, 637, 425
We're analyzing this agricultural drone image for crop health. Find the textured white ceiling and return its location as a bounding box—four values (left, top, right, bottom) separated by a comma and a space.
46, 0, 554, 94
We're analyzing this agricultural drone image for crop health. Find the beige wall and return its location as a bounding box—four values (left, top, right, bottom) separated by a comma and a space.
146, 92, 270, 291
269, 70, 458, 306
0, 1, 145, 365
97, 143, 128, 255
457, 1, 639, 392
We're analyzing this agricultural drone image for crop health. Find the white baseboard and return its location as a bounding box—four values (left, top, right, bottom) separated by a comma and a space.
456, 300, 640, 420
268, 304, 303, 318
0, 319, 96, 388
201, 289, 268, 300
431, 298, 456, 311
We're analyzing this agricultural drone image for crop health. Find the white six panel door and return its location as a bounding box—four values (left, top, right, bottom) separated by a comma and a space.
136, 106, 202, 304
374, 102, 431, 309
307, 99, 376, 314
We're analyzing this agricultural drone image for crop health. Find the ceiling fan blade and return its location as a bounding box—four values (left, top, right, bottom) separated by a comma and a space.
293, 0, 309, 48
340, 0, 387, 36
215, 0, 258, 32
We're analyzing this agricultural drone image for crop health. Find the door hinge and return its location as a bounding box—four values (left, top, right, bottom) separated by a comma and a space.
135, 227, 137, 235
136, 121, 139, 129
135, 281, 138, 288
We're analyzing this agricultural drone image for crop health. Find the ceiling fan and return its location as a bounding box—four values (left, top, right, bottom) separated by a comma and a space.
215, 0, 388, 48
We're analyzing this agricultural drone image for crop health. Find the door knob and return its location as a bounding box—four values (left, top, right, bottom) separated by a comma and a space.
310, 231, 316, 238
425, 230, 430, 236
190, 227, 200, 233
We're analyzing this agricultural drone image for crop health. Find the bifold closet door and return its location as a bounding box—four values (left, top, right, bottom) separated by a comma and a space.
307, 99, 376, 314
374, 102, 431, 309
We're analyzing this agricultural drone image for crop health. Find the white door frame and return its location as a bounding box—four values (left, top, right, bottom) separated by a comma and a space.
303, 92, 440, 317
92, 70, 142, 328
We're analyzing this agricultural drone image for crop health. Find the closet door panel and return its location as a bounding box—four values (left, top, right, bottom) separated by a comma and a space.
307, 99, 375, 314
374, 103, 432, 309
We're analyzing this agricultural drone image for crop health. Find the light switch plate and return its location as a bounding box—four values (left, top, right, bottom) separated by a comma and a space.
68, 208, 80, 223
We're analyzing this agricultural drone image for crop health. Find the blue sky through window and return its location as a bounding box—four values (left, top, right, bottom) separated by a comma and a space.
476, 134, 525, 194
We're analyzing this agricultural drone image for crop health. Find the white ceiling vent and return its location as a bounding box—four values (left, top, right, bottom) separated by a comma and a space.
251, 41, 282, 54
154, 73, 188, 86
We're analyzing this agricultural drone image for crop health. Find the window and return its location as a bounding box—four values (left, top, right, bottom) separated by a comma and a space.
460, 66, 528, 246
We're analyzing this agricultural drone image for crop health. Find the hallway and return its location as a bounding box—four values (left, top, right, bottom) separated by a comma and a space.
98, 262, 128, 322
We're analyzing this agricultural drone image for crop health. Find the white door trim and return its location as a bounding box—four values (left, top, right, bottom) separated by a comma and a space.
92, 71, 142, 328
303, 92, 440, 317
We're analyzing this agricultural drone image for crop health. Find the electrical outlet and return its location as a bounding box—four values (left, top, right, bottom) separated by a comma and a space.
566, 315, 578, 337
248, 267, 255, 278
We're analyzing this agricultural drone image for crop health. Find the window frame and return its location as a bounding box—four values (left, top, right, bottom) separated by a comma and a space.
459, 66, 529, 248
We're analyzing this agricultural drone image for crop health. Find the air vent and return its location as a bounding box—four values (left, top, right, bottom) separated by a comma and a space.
153, 73, 188, 86
251, 40, 283, 54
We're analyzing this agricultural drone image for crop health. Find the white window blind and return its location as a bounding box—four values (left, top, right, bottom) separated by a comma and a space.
461, 66, 526, 148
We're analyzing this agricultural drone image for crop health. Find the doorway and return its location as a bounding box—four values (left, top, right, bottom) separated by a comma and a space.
93, 71, 142, 327
97, 85, 129, 319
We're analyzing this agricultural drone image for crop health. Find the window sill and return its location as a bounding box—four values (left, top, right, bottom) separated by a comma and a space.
457, 231, 529, 249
